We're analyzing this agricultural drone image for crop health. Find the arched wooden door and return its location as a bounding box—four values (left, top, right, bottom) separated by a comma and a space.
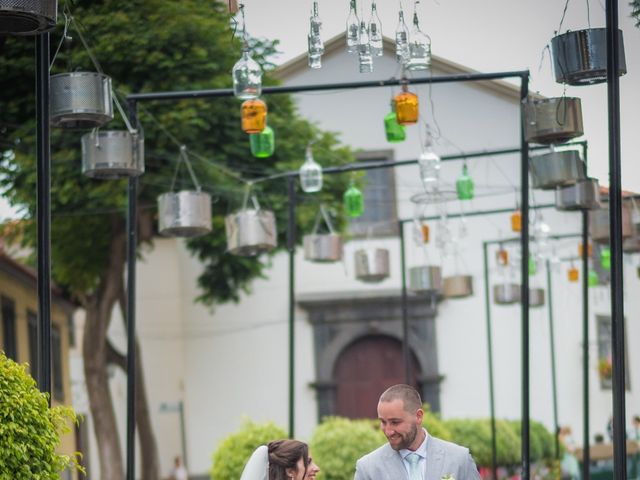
333, 335, 421, 419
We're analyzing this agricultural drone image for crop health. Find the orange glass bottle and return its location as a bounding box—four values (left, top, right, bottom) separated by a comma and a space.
394, 85, 419, 125
568, 266, 579, 282
578, 242, 593, 258
496, 248, 509, 266
511, 209, 522, 232
421, 223, 430, 243
241, 98, 267, 134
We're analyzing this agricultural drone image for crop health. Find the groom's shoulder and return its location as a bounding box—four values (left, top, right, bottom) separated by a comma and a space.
429, 435, 471, 456
357, 442, 393, 465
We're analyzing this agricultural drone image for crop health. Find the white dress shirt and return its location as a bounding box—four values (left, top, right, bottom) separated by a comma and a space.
399, 428, 429, 480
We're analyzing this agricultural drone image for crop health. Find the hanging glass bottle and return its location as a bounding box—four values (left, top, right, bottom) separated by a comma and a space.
421, 223, 430, 243
299, 144, 323, 193
568, 264, 579, 282
394, 84, 418, 125
232, 47, 263, 99
418, 140, 441, 189
358, 20, 373, 73
308, 0, 324, 69
241, 98, 267, 134
249, 125, 275, 158
456, 163, 474, 200
384, 99, 406, 143
528, 255, 537, 276
588, 269, 599, 287
395, 9, 410, 64
578, 242, 593, 258
600, 247, 611, 271
369, 1, 383, 57
496, 247, 509, 266
344, 181, 364, 217
407, 7, 432, 71
511, 209, 522, 232
346, 0, 359, 53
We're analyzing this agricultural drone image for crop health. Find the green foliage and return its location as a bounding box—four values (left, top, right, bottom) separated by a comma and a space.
446, 418, 521, 467
0, 353, 79, 479
210, 419, 287, 480
632, 1, 640, 25
309, 417, 385, 480
421, 403, 452, 441
0, 0, 354, 305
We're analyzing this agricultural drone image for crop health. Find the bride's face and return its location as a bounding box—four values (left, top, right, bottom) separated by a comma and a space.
287, 455, 319, 480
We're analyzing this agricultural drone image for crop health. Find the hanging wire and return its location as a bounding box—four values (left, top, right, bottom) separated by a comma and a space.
556, 0, 571, 34
170, 146, 202, 192
50, 11, 72, 71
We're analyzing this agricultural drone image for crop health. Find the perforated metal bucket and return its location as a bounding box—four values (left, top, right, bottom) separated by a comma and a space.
409, 266, 442, 293
225, 208, 277, 256
524, 97, 583, 145
354, 249, 390, 282
158, 191, 212, 238
303, 234, 343, 262
494, 284, 520, 305
527, 288, 545, 308
51, 72, 114, 129
555, 178, 600, 211
590, 202, 633, 244
81, 130, 145, 179
0, 0, 57, 35
551, 28, 626, 86
442, 275, 473, 298
530, 150, 585, 190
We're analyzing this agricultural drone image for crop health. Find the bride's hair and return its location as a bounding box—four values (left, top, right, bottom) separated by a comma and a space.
268, 440, 309, 480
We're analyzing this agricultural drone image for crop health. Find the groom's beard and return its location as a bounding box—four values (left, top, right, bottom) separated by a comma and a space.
388, 423, 419, 451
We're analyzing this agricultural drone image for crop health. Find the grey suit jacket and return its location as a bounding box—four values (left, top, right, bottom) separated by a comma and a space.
354, 436, 480, 480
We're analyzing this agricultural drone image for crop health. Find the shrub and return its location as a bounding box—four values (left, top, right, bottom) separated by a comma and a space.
310, 417, 385, 480
210, 419, 287, 480
0, 353, 78, 479
422, 404, 452, 441
445, 418, 521, 467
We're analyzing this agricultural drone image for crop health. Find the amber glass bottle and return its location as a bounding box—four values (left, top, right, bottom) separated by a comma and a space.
241, 98, 267, 134
394, 85, 419, 125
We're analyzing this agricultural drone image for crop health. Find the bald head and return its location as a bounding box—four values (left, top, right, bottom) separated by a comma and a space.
378, 384, 422, 413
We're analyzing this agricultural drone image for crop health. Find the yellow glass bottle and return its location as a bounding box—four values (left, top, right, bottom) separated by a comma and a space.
394, 85, 419, 125
511, 209, 522, 232
568, 266, 579, 282
241, 98, 267, 134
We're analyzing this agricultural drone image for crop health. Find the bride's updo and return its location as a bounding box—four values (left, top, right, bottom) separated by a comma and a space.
268, 440, 309, 480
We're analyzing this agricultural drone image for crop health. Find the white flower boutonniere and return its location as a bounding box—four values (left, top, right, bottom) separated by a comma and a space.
441, 475, 455, 480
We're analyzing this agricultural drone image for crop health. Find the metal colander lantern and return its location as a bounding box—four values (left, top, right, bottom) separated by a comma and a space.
51, 72, 114, 129
555, 178, 600, 211
442, 275, 473, 299
551, 28, 626, 86
589, 202, 633, 244
530, 149, 585, 190
354, 248, 390, 282
524, 97, 583, 145
493, 283, 520, 305
527, 288, 545, 308
81, 130, 144, 179
225, 195, 277, 256
158, 191, 211, 238
409, 266, 442, 293
0, 0, 57, 35
303, 205, 342, 263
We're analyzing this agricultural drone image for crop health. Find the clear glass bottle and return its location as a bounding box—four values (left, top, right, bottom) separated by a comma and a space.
369, 1, 383, 57
249, 125, 275, 158
407, 10, 431, 71
395, 9, 410, 64
358, 20, 373, 73
232, 47, 263, 99
308, 1, 324, 69
346, 0, 360, 53
299, 145, 323, 193
418, 142, 441, 189
394, 84, 418, 125
241, 98, 267, 134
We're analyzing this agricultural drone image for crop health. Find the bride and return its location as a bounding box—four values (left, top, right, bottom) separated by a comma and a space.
240, 440, 320, 480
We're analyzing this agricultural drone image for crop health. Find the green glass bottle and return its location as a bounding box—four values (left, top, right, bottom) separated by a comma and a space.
588, 269, 599, 287
384, 101, 406, 143
600, 247, 611, 270
528, 255, 537, 276
249, 125, 275, 158
456, 164, 475, 200
344, 182, 364, 217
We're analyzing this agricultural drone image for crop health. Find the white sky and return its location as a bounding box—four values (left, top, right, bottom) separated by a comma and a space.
2, 1, 638, 220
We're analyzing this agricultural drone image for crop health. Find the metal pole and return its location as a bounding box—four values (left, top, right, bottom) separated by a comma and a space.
483, 242, 498, 480
545, 260, 560, 460
35, 33, 52, 399
582, 211, 591, 479
126, 100, 139, 480
287, 176, 296, 439
519, 73, 531, 480
605, 1, 627, 478
399, 221, 411, 384
179, 401, 188, 471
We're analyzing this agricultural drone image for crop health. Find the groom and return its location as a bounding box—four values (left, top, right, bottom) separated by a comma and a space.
354, 384, 480, 480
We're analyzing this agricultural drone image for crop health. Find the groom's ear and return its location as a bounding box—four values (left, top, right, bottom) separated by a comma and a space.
416, 408, 424, 424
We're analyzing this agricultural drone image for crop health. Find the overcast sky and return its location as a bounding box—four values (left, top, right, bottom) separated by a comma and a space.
1, 1, 638, 220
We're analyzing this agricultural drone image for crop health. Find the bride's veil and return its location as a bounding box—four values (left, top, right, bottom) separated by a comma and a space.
240, 445, 269, 480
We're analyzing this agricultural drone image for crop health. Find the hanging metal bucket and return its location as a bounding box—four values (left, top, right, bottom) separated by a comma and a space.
590, 202, 632, 244
0, 0, 57, 35
442, 275, 473, 299
524, 97, 583, 145
408, 266, 442, 293
551, 28, 626, 86
623, 236, 640, 254
81, 130, 145, 179
355, 249, 390, 282
493, 284, 520, 305
527, 288, 545, 308
225, 208, 277, 256
303, 234, 342, 262
530, 150, 585, 190
51, 72, 114, 129
158, 190, 212, 238
555, 178, 600, 211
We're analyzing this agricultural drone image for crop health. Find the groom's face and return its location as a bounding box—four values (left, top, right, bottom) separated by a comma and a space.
377, 399, 423, 451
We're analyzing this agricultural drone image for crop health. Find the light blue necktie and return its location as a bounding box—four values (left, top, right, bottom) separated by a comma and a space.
406, 452, 422, 480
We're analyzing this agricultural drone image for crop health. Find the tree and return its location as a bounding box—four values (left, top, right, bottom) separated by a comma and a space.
0, 1, 353, 479
632, 1, 640, 24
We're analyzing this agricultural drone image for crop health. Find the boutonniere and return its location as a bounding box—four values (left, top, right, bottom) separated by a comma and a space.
441, 475, 455, 480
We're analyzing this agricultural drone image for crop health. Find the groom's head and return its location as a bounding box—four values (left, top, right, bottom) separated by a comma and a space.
377, 384, 424, 451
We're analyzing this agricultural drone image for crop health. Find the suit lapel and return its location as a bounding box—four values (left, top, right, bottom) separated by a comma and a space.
424, 436, 445, 480
382, 444, 409, 480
